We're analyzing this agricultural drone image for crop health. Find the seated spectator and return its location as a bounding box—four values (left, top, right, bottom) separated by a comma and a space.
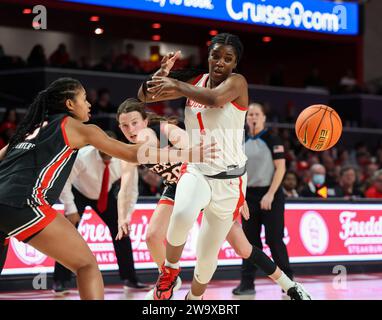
49, 43, 70, 67
304, 67, 326, 90
0, 107, 20, 144
362, 162, 379, 193
322, 154, 338, 187
0, 44, 25, 70
335, 149, 351, 167
87, 88, 98, 106
27, 44, 47, 67
334, 166, 363, 199
300, 164, 336, 198
92, 88, 116, 114
93, 56, 114, 72
364, 170, 382, 198
116, 43, 142, 74
78, 56, 91, 70
339, 69, 359, 93
282, 171, 299, 198
267, 64, 285, 87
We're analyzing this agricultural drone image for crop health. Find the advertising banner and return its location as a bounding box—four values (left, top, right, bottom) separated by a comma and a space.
3, 202, 382, 275
63, 0, 359, 35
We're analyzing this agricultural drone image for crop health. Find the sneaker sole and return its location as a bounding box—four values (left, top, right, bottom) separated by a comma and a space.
52, 290, 70, 296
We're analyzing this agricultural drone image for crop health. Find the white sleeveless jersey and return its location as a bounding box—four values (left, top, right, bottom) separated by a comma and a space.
184, 73, 248, 176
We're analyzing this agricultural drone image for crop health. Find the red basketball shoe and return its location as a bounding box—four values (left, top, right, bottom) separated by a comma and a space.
153, 264, 181, 300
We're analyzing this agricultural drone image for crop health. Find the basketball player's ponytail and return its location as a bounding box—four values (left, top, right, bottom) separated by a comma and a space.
7, 77, 82, 154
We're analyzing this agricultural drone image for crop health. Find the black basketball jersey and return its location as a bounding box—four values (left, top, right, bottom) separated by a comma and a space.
143, 123, 182, 185
0, 114, 78, 208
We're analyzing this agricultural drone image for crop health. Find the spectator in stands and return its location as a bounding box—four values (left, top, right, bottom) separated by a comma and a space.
49, 43, 70, 67
339, 69, 358, 93
322, 153, 338, 187
27, 44, 47, 67
304, 67, 326, 89
336, 149, 351, 167
350, 141, 368, 165
0, 44, 24, 70
365, 170, 382, 199
334, 166, 363, 199
86, 88, 98, 106
0, 107, 19, 145
376, 147, 382, 167
282, 171, 299, 198
300, 164, 335, 198
92, 88, 116, 114
93, 56, 114, 72
117, 43, 142, 74
78, 56, 91, 70
267, 64, 285, 87
362, 162, 379, 193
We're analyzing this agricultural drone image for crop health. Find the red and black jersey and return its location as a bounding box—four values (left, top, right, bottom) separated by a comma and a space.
142, 123, 182, 186
0, 114, 78, 208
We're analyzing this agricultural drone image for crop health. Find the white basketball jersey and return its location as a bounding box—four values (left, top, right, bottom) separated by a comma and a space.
184, 73, 248, 176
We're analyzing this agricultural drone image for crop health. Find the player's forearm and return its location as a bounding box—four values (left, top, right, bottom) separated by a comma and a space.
118, 191, 133, 220
176, 80, 222, 107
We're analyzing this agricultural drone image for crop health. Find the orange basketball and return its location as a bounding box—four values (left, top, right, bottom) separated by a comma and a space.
295, 104, 342, 151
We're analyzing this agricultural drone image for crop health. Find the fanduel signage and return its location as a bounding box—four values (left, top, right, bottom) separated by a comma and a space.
63, 0, 359, 35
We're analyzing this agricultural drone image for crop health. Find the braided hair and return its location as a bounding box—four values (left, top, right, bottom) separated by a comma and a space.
208, 33, 244, 64
7, 77, 82, 154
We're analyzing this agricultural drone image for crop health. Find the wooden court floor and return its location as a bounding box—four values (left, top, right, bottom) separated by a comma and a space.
0, 273, 381, 300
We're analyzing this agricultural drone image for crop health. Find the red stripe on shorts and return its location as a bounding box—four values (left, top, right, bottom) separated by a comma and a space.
158, 199, 174, 206
178, 162, 188, 181
233, 177, 245, 221
14, 204, 57, 242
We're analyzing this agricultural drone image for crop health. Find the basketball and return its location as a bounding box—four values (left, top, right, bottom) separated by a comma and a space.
295, 104, 342, 151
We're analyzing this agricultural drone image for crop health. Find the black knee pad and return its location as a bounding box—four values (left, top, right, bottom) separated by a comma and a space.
248, 245, 277, 276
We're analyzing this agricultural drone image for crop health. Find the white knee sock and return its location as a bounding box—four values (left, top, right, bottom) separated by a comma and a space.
275, 272, 295, 291
165, 259, 180, 269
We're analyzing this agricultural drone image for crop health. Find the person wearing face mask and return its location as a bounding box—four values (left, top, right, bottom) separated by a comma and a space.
300, 164, 335, 198
232, 103, 294, 296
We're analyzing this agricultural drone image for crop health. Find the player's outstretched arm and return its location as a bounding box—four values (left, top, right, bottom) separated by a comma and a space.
64, 117, 218, 164
147, 73, 247, 108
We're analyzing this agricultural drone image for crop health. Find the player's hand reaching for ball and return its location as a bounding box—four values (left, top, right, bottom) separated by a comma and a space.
157, 51, 181, 76
147, 76, 179, 99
